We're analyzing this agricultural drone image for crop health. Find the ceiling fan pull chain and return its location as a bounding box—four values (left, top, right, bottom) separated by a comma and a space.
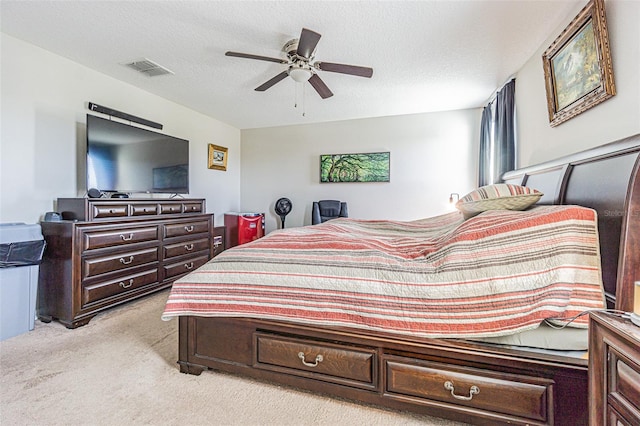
302, 83, 306, 117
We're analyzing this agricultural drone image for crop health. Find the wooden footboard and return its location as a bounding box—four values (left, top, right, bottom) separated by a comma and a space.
179, 315, 588, 426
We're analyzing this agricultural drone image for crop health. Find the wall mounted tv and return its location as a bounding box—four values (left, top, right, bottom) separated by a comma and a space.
86, 114, 189, 195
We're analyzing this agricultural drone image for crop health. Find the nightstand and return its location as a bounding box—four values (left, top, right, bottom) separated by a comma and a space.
589, 311, 640, 425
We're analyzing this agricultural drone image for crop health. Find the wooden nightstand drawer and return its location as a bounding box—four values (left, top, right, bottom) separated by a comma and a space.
83, 226, 158, 251
588, 312, 640, 426
385, 356, 552, 423
254, 333, 376, 389
608, 349, 640, 424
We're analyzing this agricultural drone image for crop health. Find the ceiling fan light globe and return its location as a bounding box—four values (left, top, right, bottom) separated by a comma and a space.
289, 68, 312, 83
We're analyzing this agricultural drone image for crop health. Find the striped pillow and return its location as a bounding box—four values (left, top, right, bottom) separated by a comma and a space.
455, 184, 543, 218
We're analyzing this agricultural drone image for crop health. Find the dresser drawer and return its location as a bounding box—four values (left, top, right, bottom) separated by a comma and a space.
159, 203, 183, 215
254, 333, 376, 388
131, 203, 159, 216
83, 226, 159, 251
83, 247, 159, 278
385, 357, 552, 423
183, 203, 203, 213
163, 253, 210, 280
90, 203, 129, 219
83, 269, 158, 305
164, 238, 210, 259
164, 220, 210, 239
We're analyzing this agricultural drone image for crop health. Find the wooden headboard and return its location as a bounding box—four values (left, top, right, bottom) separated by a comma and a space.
502, 134, 640, 312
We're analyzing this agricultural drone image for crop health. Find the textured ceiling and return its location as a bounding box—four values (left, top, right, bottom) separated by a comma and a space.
1, 0, 581, 130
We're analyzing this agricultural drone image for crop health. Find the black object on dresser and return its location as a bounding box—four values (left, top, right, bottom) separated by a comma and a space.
589, 311, 640, 425
38, 198, 215, 328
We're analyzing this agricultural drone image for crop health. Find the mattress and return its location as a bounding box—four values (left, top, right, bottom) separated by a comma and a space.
469, 320, 589, 350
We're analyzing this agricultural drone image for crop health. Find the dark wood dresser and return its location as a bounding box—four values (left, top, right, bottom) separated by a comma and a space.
589, 311, 640, 425
38, 198, 215, 328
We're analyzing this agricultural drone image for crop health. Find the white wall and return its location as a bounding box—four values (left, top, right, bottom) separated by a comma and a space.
241, 109, 480, 233
0, 34, 241, 225
516, 0, 640, 166
3, 0, 637, 229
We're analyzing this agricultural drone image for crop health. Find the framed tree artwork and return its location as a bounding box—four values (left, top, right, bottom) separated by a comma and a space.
542, 0, 615, 127
320, 152, 390, 183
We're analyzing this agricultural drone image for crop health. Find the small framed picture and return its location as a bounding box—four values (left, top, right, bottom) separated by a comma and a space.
208, 144, 228, 171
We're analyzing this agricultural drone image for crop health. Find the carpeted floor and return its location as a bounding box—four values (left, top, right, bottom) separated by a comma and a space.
0, 290, 469, 426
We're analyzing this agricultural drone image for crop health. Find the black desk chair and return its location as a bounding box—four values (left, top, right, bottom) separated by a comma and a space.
312, 200, 348, 225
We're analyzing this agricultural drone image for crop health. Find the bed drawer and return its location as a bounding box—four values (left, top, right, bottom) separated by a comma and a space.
384, 356, 553, 424
254, 333, 377, 389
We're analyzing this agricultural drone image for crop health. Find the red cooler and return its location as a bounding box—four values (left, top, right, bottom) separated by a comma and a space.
224, 212, 265, 248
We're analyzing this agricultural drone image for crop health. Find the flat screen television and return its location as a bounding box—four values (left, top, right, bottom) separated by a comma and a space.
86, 114, 189, 194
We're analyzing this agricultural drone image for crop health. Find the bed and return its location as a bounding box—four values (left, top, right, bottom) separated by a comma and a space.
164, 134, 640, 425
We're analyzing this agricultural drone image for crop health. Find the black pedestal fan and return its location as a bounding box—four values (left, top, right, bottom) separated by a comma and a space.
274, 198, 292, 228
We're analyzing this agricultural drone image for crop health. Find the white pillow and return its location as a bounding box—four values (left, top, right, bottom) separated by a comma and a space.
456, 184, 543, 218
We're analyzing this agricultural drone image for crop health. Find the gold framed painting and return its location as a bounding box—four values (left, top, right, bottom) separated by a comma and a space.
208, 144, 228, 171
542, 0, 615, 127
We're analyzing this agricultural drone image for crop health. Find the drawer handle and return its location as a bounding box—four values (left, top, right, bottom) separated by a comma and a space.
444, 381, 480, 401
297, 352, 323, 368
184, 225, 194, 232
119, 256, 134, 265
184, 244, 194, 251
184, 262, 194, 270
119, 279, 133, 289
120, 233, 134, 241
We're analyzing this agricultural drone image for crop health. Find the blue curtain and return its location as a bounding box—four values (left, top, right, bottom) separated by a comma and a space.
478, 79, 516, 186
478, 105, 493, 187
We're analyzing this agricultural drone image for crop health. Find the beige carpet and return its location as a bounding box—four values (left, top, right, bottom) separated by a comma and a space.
0, 290, 469, 426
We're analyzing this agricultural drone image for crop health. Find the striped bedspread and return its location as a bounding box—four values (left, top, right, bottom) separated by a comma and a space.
162, 206, 605, 338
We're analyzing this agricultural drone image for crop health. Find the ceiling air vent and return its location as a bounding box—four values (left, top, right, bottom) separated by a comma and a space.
122, 58, 174, 77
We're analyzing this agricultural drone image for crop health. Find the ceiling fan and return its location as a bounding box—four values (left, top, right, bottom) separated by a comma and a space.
225, 28, 373, 99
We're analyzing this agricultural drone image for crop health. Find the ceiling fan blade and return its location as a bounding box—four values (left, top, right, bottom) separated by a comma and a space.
225, 51, 288, 64
255, 71, 289, 92
315, 62, 373, 78
297, 28, 321, 59
308, 74, 333, 99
